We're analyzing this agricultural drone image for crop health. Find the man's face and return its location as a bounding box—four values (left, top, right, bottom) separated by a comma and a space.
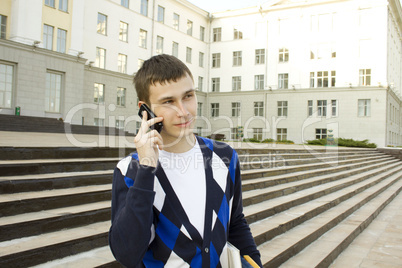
147, 74, 197, 143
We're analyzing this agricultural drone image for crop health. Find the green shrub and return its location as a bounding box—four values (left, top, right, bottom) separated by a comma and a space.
243, 138, 261, 143
262, 138, 275, 143
278, 139, 295, 144
306, 138, 376, 148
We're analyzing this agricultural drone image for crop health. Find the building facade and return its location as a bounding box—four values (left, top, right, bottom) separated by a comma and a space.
0, 0, 401, 147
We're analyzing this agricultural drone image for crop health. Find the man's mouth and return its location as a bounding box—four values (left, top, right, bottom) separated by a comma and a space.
174, 118, 194, 127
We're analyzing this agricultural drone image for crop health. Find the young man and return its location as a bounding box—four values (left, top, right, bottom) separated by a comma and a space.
109, 54, 262, 267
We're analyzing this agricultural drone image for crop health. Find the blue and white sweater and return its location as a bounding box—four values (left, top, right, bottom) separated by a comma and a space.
109, 136, 261, 267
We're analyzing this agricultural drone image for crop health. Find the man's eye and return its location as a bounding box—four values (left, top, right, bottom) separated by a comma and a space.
185, 94, 193, 99
163, 100, 172, 104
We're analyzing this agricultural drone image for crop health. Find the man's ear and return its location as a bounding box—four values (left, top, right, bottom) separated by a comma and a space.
138, 101, 145, 109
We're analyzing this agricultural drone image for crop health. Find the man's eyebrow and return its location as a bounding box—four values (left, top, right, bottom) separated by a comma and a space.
157, 89, 196, 102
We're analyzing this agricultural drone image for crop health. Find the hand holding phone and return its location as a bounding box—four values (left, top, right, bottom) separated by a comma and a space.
138, 104, 163, 133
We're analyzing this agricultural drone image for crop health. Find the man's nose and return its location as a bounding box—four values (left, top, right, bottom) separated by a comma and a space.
176, 102, 189, 117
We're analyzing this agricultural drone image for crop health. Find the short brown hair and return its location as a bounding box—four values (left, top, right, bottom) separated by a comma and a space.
134, 54, 193, 105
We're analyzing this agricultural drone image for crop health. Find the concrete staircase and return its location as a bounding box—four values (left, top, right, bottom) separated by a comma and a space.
0, 114, 134, 136
0, 146, 401, 267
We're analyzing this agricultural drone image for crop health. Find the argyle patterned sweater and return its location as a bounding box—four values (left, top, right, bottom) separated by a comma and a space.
109, 136, 262, 267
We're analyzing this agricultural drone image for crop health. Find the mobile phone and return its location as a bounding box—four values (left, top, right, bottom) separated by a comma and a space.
138, 104, 163, 133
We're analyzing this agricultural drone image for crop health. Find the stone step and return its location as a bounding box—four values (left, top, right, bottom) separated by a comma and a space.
0, 157, 120, 176
240, 152, 385, 170
30, 246, 117, 268
242, 159, 401, 206
0, 146, 135, 160
0, 184, 111, 217
242, 158, 400, 192
241, 154, 392, 180
243, 163, 402, 225
0, 221, 110, 267
238, 150, 379, 162
249, 164, 402, 246
0, 170, 113, 194
266, 175, 402, 268
0, 201, 110, 242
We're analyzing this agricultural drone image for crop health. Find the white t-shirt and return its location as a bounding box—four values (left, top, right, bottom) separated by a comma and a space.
158, 139, 206, 238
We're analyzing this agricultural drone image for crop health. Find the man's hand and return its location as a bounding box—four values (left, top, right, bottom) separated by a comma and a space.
134, 111, 164, 168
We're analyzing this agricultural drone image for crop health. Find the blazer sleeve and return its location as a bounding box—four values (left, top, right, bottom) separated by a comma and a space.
109, 157, 156, 268
228, 150, 263, 267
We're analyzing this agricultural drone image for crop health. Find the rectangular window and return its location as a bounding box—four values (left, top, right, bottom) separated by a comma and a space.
200, 26, 205, 41
213, 28, 221, 42
254, 102, 264, 116
278, 73, 288, 89
211, 103, 219, 117
118, 54, 127, 73
94, 83, 105, 104
141, 0, 148, 16
308, 100, 313, 116
255, 49, 265, 64
173, 13, 180, 30
212, 78, 220, 92
172, 42, 179, 57
310, 72, 315, 88
199, 52, 204, 67
116, 119, 124, 129
45, 0, 55, 8
186, 47, 192, 63
331, 99, 338, 117
317, 71, 328, 87
315, 128, 327, 139
198, 76, 203, 91
187, 20, 193, 36
317, 100, 327, 117
121, 0, 129, 8
277, 128, 287, 141
94, 118, 105, 127
359, 69, 371, 86
0, 63, 14, 108
0, 15, 7, 39
156, 36, 164, 54
253, 128, 263, 140
311, 71, 336, 88
212, 53, 221, 68
233, 51, 242, 66
232, 76, 241, 91
43, 24, 54, 50
331, 71, 336, 87
157, 6, 165, 23
231, 128, 239, 140
197, 102, 202, 116
232, 102, 241, 117
254, 75, 264, 90
139, 29, 147, 48
59, 0, 68, 12
95, 47, 106, 68
117, 87, 126, 107
45, 71, 62, 113
57, 29, 67, 53
97, 13, 107, 35
279, 48, 289, 62
234, 28, 243, 40
119, 21, 128, 42
278, 101, 288, 117
358, 99, 371, 116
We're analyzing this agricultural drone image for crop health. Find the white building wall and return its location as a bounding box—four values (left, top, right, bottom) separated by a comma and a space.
9, 0, 43, 45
